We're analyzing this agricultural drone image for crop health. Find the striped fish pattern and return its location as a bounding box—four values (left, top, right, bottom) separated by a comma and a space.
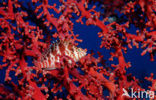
34, 40, 87, 70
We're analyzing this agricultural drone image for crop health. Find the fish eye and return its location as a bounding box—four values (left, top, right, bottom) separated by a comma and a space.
78, 48, 81, 52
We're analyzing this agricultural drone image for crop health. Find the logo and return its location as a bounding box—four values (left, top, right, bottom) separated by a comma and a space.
122, 88, 155, 99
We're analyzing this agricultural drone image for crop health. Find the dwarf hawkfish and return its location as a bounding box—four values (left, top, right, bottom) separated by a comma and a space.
34, 40, 87, 70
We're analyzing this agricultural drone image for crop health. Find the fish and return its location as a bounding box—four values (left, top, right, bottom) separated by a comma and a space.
34, 40, 87, 70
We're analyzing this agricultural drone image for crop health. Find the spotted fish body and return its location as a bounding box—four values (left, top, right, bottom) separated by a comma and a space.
34, 40, 87, 70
